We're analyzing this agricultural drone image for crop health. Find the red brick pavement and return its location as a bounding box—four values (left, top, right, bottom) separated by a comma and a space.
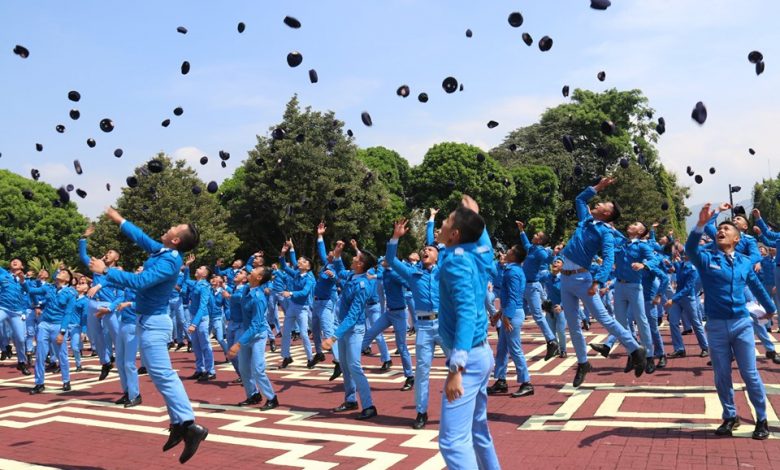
1, 321, 780, 469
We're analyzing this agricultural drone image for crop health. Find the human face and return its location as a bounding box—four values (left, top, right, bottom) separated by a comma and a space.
327, 251, 335, 263
421, 246, 438, 267
626, 222, 646, 239
234, 270, 247, 284
297, 257, 311, 272
407, 253, 420, 264
532, 232, 546, 244
9, 259, 23, 271
438, 211, 459, 247
55, 270, 71, 286
210, 277, 220, 288
716, 224, 741, 251
733, 216, 748, 232
551, 259, 563, 274
232, 259, 243, 269
196, 265, 209, 279
161, 224, 189, 249
37, 269, 49, 281
760, 246, 768, 257
591, 202, 614, 221
104, 249, 120, 265
248, 267, 264, 286
253, 257, 264, 268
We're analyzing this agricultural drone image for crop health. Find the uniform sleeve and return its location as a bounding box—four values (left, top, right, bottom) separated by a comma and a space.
105, 256, 177, 291
575, 187, 597, 222
672, 266, 696, 302
502, 269, 523, 317
108, 290, 126, 312
317, 238, 329, 265
59, 291, 76, 331
703, 211, 720, 239
594, 228, 615, 286
744, 236, 762, 264
756, 218, 780, 241
289, 249, 298, 267
519, 231, 532, 251
238, 292, 268, 345
290, 274, 314, 301
386, 239, 415, 283
334, 282, 369, 339
684, 228, 708, 271
78, 238, 91, 266
119, 220, 164, 254
426, 221, 435, 246
280, 255, 297, 278
444, 255, 479, 354
190, 284, 210, 325
747, 270, 777, 314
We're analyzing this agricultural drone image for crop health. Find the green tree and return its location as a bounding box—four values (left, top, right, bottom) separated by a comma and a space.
497, 165, 560, 245
223, 96, 390, 261
0, 169, 87, 266
408, 142, 514, 233
490, 88, 688, 240
752, 173, 780, 228
89, 155, 240, 269
598, 162, 669, 235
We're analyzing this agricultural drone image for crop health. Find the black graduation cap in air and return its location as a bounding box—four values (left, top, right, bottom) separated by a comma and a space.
57, 186, 70, 203
347, 129, 353, 137
709, 167, 716, 174
237, 22, 246, 33
619, 157, 629, 168
218, 150, 230, 161
590, 0, 611, 10
465, 29, 473, 38
199, 156, 208, 165
126, 176, 138, 188
601, 120, 616, 135
562, 85, 569, 97
597, 71, 606, 82
508, 143, 517, 152
756, 61, 765, 76
476, 153, 485, 163
538, 36, 553, 52
691, 101, 707, 125
173, 107, 183, 116
177, 26, 188, 34
74, 160, 83, 175
596, 147, 608, 159
87, 138, 96, 148
13, 45, 30, 58
191, 185, 201, 195
562, 135, 574, 152
442, 77, 458, 93
36, 143, 43, 152
748, 51, 763, 64
100, 119, 114, 132
488, 172, 495, 180
31, 169, 40, 180
66, 184, 74, 192
287, 52, 303, 67
749, 148, 756, 155
106, 183, 111, 191
361, 112, 373, 126
328, 200, 338, 210
161, 119, 171, 127
272, 128, 286, 140
397, 85, 410, 97
68, 90, 81, 102
309, 69, 318, 83
76, 188, 87, 199
69, 109, 80, 120
148, 159, 164, 173
181, 61, 190, 75
284, 16, 302, 28
487, 120, 499, 129
221, 161, 227, 168
56, 124, 65, 133
508, 12, 523, 27
574, 165, 583, 176
334, 188, 347, 197
418, 93, 429, 103
207, 181, 218, 193
295, 133, 305, 143
22, 189, 34, 200
114, 148, 123, 158
661, 201, 669, 211
522, 33, 533, 46
694, 174, 703, 184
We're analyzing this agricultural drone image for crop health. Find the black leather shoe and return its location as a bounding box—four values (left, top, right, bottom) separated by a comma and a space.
668, 350, 686, 359
700, 349, 709, 358
99, 362, 112, 381
167, 342, 174, 350
313, 352, 326, 364
356, 406, 377, 420
768, 351, 780, 364
62, 382, 71, 392
138, 366, 148, 375
715, 417, 740, 436
559, 351, 568, 359
681, 329, 692, 336
589, 342, 611, 358
231, 377, 243, 384
645, 358, 656, 374
412, 412, 428, 429
306, 359, 316, 369
124, 395, 142, 408
623, 357, 633, 373
752, 419, 770, 440
487, 379, 508, 395
29, 384, 45, 395
260, 396, 279, 411
630, 347, 647, 377
329, 362, 342, 381
269, 340, 277, 353
581, 320, 590, 331
573, 362, 592, 387
179, 422, 208, 464
544, 341, 560, 361
400, 376, 414, 391
163, 424, 185, 452
197, 373, 216, 382
333, 401, 359, 412
279, 357, 293, 369
380, 360, 393, 371
115, 393, 129, 405
238, 393, 262, 406
362, 347, 372, 356
17, 362, 31, 376
187, 371, 203, 380
656, 355, 668, 368
75, 366, 83, 373
186, 343, 192, 353
175, 342, 184, 351
511, 382, 534, 398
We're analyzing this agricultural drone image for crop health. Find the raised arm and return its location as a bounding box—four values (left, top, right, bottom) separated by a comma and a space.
685, 204, 714, 271
426, 208, 438, 246
516, 221, 531, 251
386, 219, 416, 282
104, 257, 178, 291
754, 209, 780, 241
333, 281, 370, 339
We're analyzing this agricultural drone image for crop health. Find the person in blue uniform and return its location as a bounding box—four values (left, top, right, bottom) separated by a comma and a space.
0, 258, 32, 375
112, 271, 142, 408
224, 270, 248, 381
436, 195, 500, 470
209, 275, 231, 366
312, 223, 341, 371
26, 268, 76, 393
323, 240, 378, 420
686, 204, 776, 440
279, 240, 316, 369
515, 220, 560, 360
385, 210, 446, 429
88, 207, 207, 463
169, 255, 195, 351
351, 239, 392, 369
753, 209, 780, 310
666, 254, 709, 358
228, 266, 279, 411
71, 275, 91, 373
559, 178, 647, 387
79, 225, 122, 381
541, 258, 567, 358
25, 268, 48, 365
187, 265, 216, 381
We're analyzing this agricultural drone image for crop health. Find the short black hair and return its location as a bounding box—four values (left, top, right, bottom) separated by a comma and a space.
10, 257, 25, 266
605, 201, 622, 223
536, 232, 550, 245
452, 206, 485, 244
360, 250, 377, 270
508, 244, 528, 264
718, 220, 740, 232
60, 268, 73, 284
177, 224, 200, 252
255, 266, 273, 284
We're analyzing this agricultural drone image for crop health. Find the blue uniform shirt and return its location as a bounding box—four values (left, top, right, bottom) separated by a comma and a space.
685, 227, 776, 319
560, 186, 615, 286
334, 272, 371, 339
0, 267, 26, 311
78, 238, 122, 304
280, 252, 315, 306
26, 284, 76, 332
756, 218, 780, 265
500, 262, 526, 318
386, 240, 440, 312
314, 238, 339, 300
229, 284, 246, 324
613, 236, 656, 284
238, 283, 270, 345
104, 220, 182, 316
541, 271, 562, 306
519, 232, 552, 283
189, 279, 214, 325
382, 268, 408, 310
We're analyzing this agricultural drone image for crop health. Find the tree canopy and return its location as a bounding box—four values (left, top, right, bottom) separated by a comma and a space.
752, 173, 780, 229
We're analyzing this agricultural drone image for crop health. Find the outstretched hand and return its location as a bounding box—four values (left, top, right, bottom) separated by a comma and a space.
105, 206, 124, 225
393, 219, 410, 239
697, 203, 714, 228
83, 224, 95, 238
461, 195, 479, 214
593, 177, 616, 192
317, 222, 327, 236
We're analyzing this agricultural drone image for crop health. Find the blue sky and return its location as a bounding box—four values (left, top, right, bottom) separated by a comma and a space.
1, 0, 778, 219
